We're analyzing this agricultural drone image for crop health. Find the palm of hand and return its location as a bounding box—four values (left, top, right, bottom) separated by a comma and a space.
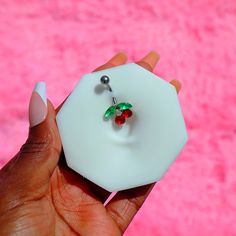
1, 153, 152, 236
15, 165, 121, 236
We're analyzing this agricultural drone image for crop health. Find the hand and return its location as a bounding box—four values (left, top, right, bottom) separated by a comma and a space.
0, 52, 181, 236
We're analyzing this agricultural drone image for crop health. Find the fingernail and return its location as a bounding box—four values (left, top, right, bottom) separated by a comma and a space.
29, 82, 47, 127
107, 52, 127, 65
140, 51, 160, 68
170, 79, 182, 94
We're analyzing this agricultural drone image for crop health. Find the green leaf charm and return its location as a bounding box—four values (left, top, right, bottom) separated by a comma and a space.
116, 102, 132, 111
104, 105, 116, 118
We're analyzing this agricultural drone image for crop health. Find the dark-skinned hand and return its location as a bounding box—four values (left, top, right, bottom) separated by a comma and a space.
0, 51, 181, 236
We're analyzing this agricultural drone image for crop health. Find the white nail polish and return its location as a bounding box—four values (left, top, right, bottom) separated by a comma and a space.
29, 82, 48, 127
34, 82, 47, 106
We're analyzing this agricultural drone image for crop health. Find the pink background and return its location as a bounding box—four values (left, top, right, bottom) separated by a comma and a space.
0, 1, 236, 235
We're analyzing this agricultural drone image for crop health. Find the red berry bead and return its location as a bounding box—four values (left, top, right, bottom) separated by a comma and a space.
115, 115, 125, 125
122, 109, 133, 118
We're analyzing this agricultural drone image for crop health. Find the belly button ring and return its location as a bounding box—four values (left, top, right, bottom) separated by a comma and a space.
100, 75, 133, 125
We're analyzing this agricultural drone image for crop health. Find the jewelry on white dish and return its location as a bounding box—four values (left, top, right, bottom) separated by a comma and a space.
100, 75, 133, 126
56, 63, 188, 192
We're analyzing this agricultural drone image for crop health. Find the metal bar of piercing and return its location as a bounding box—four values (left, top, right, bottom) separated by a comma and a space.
100, 75, 117, 105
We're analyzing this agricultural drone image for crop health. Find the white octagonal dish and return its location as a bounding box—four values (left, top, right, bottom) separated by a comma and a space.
56, 63, 188, 192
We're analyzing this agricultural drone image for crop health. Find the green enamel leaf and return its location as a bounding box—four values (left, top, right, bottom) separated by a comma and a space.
116, 102, 132, 111
104, 105, 116, 118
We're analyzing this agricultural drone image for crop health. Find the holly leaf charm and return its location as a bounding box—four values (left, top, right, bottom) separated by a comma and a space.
116, 102, 132, 111
104, 105, 116, 118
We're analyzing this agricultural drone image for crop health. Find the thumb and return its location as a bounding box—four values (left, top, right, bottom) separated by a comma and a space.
1, 82, 61, 202
25, 81, 61, 178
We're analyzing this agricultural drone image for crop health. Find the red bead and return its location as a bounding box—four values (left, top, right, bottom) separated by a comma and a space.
122, 109, 133, 118
115, 115, 125, 125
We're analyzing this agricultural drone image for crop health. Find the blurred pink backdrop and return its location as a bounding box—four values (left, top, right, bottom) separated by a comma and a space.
0, 1, 236, 235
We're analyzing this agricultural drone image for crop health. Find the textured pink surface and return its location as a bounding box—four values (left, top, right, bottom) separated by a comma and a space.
0, 1, 236, 235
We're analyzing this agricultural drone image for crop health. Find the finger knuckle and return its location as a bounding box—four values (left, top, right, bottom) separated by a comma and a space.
21, 136, 50, 154
20, 132, 60, 157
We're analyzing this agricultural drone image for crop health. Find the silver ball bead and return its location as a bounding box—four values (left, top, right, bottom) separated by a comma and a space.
100, 75, 110, 84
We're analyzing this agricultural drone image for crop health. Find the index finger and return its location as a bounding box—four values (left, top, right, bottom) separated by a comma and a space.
93, 52, 127, 72
136, 51, 160, 72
